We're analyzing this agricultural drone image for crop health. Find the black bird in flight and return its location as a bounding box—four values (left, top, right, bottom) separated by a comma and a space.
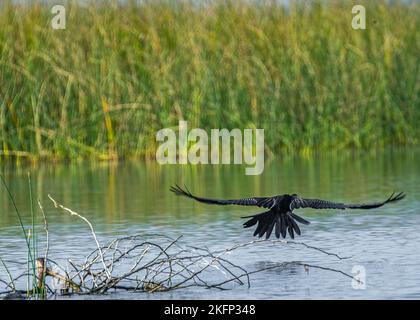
170, 185, 405, 239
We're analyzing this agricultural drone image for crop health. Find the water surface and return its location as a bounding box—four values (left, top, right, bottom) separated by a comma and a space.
1, 149, 419, 299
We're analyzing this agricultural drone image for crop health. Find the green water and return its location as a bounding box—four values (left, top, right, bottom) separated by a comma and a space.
1, 148, 419, 299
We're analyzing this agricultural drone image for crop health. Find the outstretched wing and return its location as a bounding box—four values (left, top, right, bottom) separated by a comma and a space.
170, 185, 277, 209
290, 192, 405, 211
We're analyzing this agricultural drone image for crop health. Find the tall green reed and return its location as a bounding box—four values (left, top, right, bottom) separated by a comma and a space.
0, 174, 43, 298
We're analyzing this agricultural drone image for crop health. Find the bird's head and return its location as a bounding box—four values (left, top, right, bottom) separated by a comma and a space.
285, 193, 298, 201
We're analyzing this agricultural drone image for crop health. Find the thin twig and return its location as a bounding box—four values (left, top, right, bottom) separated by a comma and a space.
47, 195, 111, 280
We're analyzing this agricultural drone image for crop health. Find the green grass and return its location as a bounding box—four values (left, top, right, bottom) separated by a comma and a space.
0, 173, 43, 298
0, 0, 419, 161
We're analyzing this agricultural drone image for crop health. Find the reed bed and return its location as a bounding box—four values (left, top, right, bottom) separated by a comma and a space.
0, 0, 419, 161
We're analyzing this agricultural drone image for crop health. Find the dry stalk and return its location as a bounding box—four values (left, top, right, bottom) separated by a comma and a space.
47, 195, 111, 280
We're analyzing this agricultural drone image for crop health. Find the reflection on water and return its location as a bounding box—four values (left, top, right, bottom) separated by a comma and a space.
0, 148, 420, 299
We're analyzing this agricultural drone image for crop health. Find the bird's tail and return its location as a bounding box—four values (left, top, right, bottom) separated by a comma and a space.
242, 211, 310, 239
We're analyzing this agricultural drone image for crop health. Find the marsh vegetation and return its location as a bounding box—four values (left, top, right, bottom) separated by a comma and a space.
0, 0, 419, 161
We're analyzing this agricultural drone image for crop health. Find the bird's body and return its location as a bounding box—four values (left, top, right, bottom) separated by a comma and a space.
170, 185, 405, 239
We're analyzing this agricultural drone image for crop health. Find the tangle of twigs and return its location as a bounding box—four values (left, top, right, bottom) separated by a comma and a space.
0, 196, 360, 299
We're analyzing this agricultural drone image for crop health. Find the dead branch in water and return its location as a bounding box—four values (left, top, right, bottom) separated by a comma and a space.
0, 197, 360, 299
48, 195, 111, 281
